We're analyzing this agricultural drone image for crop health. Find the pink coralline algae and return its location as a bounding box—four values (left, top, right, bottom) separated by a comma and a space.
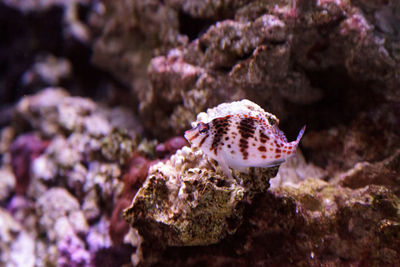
10, 133, 48, 195
109, 198, 133, 246
109, 154, 151, 245
58, 235, 91, 267
155, 136, 189, 158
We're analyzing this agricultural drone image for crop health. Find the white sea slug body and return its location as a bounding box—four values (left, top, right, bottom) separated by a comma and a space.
184, 100, 305, 179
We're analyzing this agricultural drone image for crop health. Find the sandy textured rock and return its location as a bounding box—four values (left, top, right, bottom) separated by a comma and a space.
124, 145, 279, 247
132, 181, 400, 266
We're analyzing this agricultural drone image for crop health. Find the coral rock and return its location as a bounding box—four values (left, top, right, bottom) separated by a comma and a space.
123, 145, 279, 247
35, 188, 89, 265
0, 208, 35, 267
338, 149, 400, 197
36, 188, 88, 241
142, 181, 400, 266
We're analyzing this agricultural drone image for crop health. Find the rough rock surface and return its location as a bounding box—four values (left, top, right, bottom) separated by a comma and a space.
92, 0, 400, 141
124, 145, 279, 247
0, 88, 140, 266
149, 182, 400, 266
35, 188, 90, 266
337, 148, 400, 197
1, 0, 400, 266
123, 99, 400, 266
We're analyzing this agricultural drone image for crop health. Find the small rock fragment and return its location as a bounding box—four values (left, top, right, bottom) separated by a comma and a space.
0, 208, 35, 267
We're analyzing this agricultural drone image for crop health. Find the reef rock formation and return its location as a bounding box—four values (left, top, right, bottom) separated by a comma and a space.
1, 0, 400, 266
124, 145, 278, 247
142, 181, 400, 266
0, 88, 141, 266
123, 102, 400, 265
92, 0, 400, 140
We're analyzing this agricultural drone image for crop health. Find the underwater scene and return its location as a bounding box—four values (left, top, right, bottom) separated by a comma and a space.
0, 0, 400, 266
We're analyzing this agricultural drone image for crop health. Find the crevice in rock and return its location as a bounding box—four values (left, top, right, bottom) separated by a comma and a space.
178, 11, 216, 42
281, 65, 384, 136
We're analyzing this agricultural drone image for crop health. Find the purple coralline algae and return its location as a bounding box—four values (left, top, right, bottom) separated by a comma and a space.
58, 235, 91, 267
10, 133, 48, 195
35, 188, 89, 265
